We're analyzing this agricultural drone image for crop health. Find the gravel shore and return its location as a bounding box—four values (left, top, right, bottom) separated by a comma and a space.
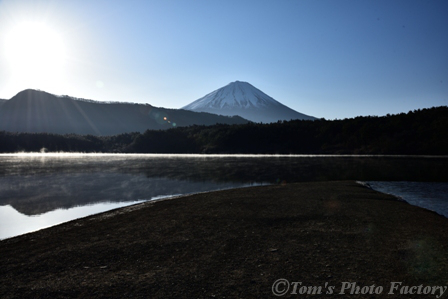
1, 181, 447, 298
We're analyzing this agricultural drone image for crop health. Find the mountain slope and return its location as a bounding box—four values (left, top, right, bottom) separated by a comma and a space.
182, 81, 316, 123
0, 89, 248, 136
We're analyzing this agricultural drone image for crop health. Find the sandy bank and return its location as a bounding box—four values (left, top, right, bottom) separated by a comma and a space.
1, 181, 448, 298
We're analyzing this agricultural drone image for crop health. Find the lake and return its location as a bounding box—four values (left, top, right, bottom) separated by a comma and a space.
1, 154, 448, 239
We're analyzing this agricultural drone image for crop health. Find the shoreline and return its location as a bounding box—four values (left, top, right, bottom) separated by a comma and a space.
2, 180, 445, 242
0, 182, 403, 241
1, 181, 448, 298
356, 181, 411, 204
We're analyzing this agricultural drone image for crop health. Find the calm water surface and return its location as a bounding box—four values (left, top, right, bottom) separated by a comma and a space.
364, 181, 448, 218
1, 154, 447, 239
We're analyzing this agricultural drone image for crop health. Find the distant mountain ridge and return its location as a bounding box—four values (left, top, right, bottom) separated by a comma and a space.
0, 89, 248, 136
182, 81, 316, 123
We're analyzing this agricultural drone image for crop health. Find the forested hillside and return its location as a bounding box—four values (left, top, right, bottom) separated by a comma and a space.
1, 106, 447, 155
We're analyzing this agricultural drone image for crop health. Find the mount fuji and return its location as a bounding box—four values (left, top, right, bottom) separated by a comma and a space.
182, 81, 316, 123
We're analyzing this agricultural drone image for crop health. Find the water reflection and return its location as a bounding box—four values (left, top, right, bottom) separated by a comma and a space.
1, 154, 447, 239
2, 154, 447, 181
0, 200, 145, 240
0, 172, 257, 215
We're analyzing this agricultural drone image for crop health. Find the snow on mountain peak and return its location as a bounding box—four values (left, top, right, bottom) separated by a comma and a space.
183, 81, 281, 111
182, 81, 316, 123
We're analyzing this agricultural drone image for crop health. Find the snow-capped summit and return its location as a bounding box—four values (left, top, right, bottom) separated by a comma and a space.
185, 81, 279, 110
182, 81, 316, 123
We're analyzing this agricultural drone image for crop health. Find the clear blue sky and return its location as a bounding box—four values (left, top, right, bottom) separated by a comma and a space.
0, 0, 447, 119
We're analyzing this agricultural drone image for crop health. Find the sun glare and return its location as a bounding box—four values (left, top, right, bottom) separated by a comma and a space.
4, 21, 67, 89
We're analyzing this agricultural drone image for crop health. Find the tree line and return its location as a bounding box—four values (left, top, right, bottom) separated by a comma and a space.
1, 106, 447, 155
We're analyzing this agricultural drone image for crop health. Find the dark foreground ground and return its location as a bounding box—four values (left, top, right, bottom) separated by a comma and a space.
1, 181, 448, 298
